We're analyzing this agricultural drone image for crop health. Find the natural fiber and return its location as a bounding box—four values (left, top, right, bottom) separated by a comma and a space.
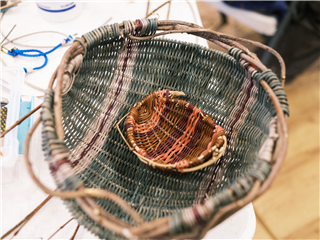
122, 89, 227, 173
24, 18, 289, 239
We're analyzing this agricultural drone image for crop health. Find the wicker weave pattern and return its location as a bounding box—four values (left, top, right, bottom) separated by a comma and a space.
59, 36, 268, 237
125, 89, 226, 173
65, 39, 140, 174
33, 19, 289, 239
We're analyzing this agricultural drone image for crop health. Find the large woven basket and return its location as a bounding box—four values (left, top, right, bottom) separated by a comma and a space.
25, 19, 289, 239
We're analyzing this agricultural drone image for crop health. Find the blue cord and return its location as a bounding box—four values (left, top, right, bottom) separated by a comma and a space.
7, 35, 73, 73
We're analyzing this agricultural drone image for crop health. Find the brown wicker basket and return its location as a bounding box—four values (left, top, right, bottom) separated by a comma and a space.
24, 18, 289, 239
118, 89, 227, 173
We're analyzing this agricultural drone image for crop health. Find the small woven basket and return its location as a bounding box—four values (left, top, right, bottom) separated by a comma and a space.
25, 19, 289, 239
120, 89, 227, 173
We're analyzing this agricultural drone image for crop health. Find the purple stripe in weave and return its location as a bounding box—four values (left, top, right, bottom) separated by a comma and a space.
49, 159, 70, 173
227, 76, 253, 139
126, 123, 134, 129
170, 117, 204, 163
166, 89, 170, 102
148, 103, 195, 159
72, 39, 132, 168
193, 207, 206, 226
136, 19, 142, 34
202, 74, 254, 201
148, 105, 194, 158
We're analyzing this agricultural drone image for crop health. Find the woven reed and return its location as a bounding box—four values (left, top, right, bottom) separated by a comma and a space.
24, 19, 289, 239
122, 89, 227, 173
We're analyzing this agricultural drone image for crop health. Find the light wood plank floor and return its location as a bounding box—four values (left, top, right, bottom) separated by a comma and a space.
197, 2, 319, 239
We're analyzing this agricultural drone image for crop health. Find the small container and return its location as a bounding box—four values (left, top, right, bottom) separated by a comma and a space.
36, 1, 83, 22
1, 66, 24, 171
1, 67, 42, 196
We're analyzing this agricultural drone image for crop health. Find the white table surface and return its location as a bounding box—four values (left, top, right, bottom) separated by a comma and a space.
1, 1, 256, 239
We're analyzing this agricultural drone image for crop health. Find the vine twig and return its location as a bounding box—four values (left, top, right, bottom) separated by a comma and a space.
0, 104, 41, 138
69, 223, 80, 240
1, 195, 52, 239
145, 1, 171, 18
47, 218, 74, 240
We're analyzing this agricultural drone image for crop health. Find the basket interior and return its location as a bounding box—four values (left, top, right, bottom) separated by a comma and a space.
61, 37, 273, 238
126, 90, 225, 169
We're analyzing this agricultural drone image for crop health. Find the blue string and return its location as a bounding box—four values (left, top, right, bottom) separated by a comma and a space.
7, 35, 73, 73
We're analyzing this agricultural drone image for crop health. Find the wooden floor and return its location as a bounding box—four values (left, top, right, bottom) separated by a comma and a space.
197, 2, 319, 239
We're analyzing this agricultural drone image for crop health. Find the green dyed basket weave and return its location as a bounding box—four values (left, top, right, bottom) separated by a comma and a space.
31, 19, 289, 239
